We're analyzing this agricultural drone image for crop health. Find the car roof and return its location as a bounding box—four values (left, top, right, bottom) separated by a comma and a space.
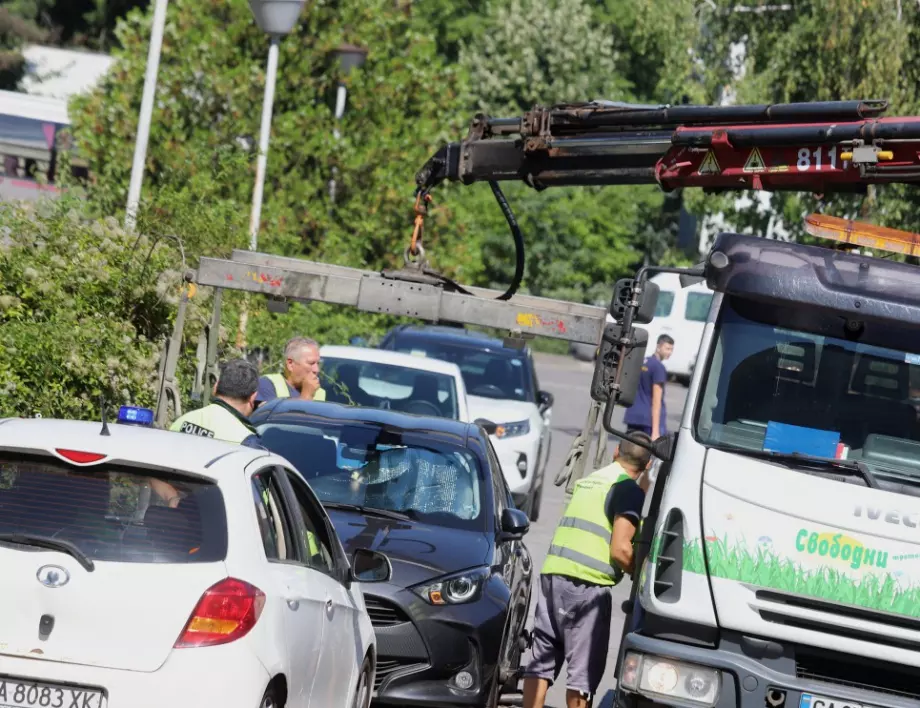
0, 418, 269, 479
320, 345, 465, 376
386, 325, 528, 354
252, 398, 480, 439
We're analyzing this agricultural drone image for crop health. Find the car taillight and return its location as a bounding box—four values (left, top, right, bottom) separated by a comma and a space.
174, 578, 266, 648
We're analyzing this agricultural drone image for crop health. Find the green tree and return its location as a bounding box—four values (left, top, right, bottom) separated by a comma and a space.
460, 0, 630, 115
0, 6, 47, 89
687, 0, 920, 242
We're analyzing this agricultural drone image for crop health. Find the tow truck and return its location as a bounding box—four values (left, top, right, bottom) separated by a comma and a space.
158, 98, 920, 708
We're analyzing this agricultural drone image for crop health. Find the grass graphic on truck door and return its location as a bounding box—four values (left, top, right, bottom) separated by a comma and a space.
680, 536, 920, 620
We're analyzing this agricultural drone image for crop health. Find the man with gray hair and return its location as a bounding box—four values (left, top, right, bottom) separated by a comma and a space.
256, 336, 326, 404
170, 358, 261, 448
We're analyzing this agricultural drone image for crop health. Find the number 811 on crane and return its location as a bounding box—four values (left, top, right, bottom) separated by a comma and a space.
658, 141, 903, 190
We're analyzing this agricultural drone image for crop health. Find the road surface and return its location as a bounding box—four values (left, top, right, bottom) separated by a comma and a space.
523, 352, 689, 708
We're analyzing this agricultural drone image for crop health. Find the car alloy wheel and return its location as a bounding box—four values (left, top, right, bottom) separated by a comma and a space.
259, 686, 279, 708
353, 657, 372, 708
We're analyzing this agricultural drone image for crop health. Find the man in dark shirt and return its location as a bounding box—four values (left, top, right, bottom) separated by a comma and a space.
624, 334, 674, 440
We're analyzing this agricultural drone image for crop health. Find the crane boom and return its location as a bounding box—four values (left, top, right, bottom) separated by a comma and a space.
415, 99, 920, 193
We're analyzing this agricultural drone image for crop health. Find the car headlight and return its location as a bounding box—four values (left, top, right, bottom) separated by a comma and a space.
495, 420, 530, 438
620, 652, 720, 707
411, 567, 489, 605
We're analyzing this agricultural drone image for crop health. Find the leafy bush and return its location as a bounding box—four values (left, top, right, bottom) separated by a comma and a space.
0, 199, 184, 418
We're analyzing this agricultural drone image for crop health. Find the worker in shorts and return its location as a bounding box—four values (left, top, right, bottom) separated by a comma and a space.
521, 433, 653, 708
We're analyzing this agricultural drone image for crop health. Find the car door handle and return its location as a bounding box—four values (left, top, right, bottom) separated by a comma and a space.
286, 599, 300, 610
325, 599, 334, 615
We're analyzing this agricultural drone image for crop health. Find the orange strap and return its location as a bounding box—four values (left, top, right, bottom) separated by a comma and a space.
409, 192, 432, 255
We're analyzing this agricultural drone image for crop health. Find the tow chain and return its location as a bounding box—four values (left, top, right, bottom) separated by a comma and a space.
405, 189, 433, 269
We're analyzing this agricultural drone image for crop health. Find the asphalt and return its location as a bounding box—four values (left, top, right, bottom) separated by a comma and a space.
516, 352, 689, 708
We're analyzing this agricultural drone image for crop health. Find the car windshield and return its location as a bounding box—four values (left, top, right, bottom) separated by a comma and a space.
694, 295, 920, 487
390, 337, 533, 402
320, 356, 459, 419
0, 455, 227, 563
256, 416, 486, 530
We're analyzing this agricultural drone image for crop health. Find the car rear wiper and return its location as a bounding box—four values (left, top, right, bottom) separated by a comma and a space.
0, 533, 95, 571
323, 502, 413, 521
739, 449, 880, 489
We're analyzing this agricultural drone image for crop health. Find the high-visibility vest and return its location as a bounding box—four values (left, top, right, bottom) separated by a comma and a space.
169, 402, 255, 444
542, 463, 633, 586
264, 373, 326, 402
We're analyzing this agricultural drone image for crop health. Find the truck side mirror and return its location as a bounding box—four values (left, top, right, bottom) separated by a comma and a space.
679, 263, 706, 288
610, 279, 660, 325
590, 324, 649, 406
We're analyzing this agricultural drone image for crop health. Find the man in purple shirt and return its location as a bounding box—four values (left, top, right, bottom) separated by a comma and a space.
623, 334, 674, 440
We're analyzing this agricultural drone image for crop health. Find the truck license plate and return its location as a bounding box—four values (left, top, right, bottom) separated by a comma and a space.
0, 678, 105, 708
800, 692, 872, 708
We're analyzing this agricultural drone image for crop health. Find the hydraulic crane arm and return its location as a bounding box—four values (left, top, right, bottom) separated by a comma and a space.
415, 99, 920, 193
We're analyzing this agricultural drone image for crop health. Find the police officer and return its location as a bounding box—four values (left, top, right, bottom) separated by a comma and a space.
255, 336, 326, 405
170, 358, 261, 448
521, 433, 653, 708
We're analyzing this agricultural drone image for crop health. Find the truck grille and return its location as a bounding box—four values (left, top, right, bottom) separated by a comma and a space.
754, 589, 920, 652
796, 648, 920, 701
364, 595, 410, 627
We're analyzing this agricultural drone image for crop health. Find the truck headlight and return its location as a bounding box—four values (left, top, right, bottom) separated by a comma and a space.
620, 652, 720, 706
495, 420, 530, 438
411, 567, 489, 605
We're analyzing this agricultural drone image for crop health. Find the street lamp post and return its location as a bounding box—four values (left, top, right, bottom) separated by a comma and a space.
328, 43, 368, 204
247, 0, 306, 251
124, 0, 170, 232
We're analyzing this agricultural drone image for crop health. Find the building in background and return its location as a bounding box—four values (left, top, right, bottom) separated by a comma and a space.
0, 45, 114, 202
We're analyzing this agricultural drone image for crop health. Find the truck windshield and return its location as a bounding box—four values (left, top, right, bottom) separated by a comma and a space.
695, 295, 920, 482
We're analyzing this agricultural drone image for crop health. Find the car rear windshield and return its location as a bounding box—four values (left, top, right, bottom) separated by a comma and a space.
321, 356, 459, 419
0, 454, 228, 563
257, 416, 487, 531
388, 337, 534, 402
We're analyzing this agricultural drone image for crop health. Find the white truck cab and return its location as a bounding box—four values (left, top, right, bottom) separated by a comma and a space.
611, 230, 920, 708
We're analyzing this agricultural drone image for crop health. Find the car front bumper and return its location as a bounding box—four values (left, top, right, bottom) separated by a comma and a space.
491, 430, 542, 500
366, 579, 509, 707
0, 642, 270, 708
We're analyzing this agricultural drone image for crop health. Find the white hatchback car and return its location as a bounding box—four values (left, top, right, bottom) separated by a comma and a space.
0, 413, 391, 708
319, 345, 470, 421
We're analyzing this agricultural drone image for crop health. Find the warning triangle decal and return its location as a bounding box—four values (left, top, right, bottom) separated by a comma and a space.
698, 151, 720, 175
743, 147, 766, 173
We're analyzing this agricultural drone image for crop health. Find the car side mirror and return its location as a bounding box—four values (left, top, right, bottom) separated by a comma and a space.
499, 507, 530, 540
474, 418, 498, 435
349, 548, 392, 584
537, 390, 554, 412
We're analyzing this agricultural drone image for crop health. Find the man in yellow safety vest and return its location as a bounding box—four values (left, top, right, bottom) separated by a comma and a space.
521, 432, 653, 708
255, 336, 326, 405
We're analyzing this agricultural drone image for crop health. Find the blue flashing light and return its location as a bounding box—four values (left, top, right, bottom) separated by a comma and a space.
117, 405, 155, 427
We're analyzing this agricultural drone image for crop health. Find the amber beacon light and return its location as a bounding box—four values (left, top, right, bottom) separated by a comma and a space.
804, 213, 920, 258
